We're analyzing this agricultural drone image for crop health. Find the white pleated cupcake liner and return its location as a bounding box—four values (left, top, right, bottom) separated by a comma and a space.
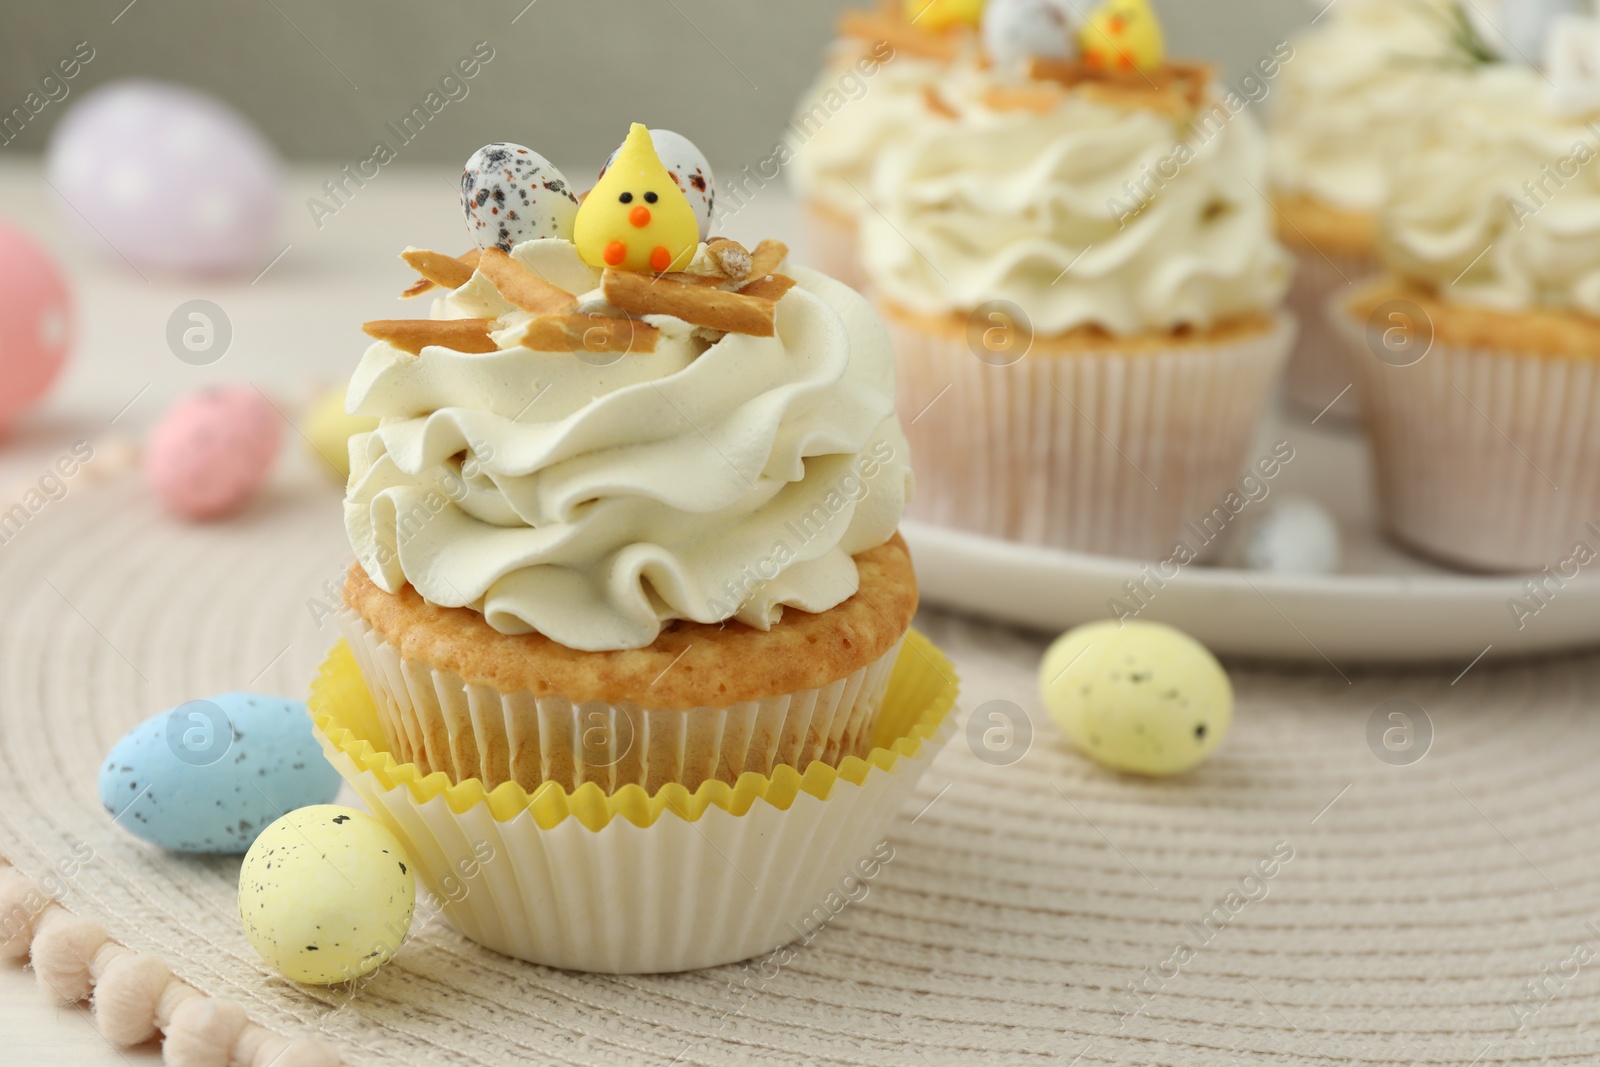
1282, 245, 1379, 421
336, 607, 901, 795
1332, 299, 1600, 571
324, 738, 942, 973
802, 200, 867, 292
889, 309, 1296, 561
308, 633, 959, 973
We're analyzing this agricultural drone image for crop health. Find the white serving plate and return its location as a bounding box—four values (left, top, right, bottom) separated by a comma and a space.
903, 404, 1600, 666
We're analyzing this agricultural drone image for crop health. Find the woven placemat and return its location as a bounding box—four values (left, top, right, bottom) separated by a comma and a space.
3, 474, 1599, 1066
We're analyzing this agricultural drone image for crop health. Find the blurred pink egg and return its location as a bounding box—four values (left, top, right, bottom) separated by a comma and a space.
0, 222, 72, 431
45, 79, 281, 276
145, 386, 282, 520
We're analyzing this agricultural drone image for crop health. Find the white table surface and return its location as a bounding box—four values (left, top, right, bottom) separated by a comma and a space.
0, 157, 798, 1063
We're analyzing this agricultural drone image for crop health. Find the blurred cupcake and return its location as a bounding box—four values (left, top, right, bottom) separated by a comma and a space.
788, 1, 983, 289
340, 127, 917, 794
1336, 57, 1600, 571
1269, 0, 1470, 418
865, 1, 1293, 560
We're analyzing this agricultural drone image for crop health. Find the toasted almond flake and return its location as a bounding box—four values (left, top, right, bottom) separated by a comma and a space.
982, 83, 1063, 115
738, 273, 797, 302
922, 85, 958, 119
363, 318, 498, 355
517, 313, 660, 355
603, 270, 777, 338
746, 240, 788, 282
838, 10, 960, 61
401, 248, 480, 298
477, 247, 577, 314
706, 238, 752, 282
1028, 57, 1213, 117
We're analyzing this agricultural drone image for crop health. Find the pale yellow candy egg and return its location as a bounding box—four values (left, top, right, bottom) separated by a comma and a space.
304, 383, 377, 483
1039, 620, 1231, 776
238, 805, 415, 985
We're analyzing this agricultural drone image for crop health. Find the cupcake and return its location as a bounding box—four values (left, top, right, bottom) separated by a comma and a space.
1335, 56, 1600, 571
1268, 0, 1467, 418
861, 0, 1294, 560
788, 1, 983, 289
339, 126, 918, 794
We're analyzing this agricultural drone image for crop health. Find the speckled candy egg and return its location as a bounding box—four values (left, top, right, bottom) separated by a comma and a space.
0, 222, 72, 430
145, 385, 282, 520
97, 692, 341, 853
239, 806, 416, 985
45, 79, 280, 275
1224, 495, 1342, 574
303, 382, 377, 483
1039, 620, 1233, 777
601, 129, 716, 241
461, 143, 579, 252
982, 0, 1080, 68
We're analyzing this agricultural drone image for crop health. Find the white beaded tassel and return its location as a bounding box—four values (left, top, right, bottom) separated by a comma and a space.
0, 857, 341, 1065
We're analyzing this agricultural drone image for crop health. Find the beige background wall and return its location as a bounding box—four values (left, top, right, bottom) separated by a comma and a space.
0, 0, 1310, 172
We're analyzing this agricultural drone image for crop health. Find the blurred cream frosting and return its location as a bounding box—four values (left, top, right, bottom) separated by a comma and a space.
857, 67, 1291, 335
1269, 0, 1464, 214
1380, 61, 1600, 314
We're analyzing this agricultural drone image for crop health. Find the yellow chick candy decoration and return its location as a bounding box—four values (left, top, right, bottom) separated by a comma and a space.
1079, 0, 1165, 73
1039, 620, 1232, 777
905, 0, 985, 31
574, 123, 699, 274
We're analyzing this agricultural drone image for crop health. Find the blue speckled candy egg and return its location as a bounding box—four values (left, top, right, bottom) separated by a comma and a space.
239, 805, 415, 985
460, 142, 579, 251
98, 692, 341, 853
601, 128, 716, 241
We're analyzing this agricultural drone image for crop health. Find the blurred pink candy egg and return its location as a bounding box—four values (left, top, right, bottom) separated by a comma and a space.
145, 386, 282, 520
45, 79, 281, 275
0, 222, 72, 430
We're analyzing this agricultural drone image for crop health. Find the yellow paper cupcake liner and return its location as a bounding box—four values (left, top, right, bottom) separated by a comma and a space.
309, 630, 959, 833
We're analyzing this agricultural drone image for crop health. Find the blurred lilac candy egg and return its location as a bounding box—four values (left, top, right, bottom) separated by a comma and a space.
46, 79, 280, 275
0, 222, 72, 430
145, 386, 282, 520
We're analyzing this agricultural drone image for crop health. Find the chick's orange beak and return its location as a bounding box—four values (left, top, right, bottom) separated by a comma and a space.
629, 205, 652, 228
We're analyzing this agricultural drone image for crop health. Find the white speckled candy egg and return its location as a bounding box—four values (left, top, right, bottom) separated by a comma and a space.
1225, 495, 1342, 574
1039, 620, 1232, 777
982, 0, 1080, 69
239, 805, 415, 985
601, 128, 715, 241
45, 78, 281, 275
97, 692, 341, 853
461, 143, 579, 251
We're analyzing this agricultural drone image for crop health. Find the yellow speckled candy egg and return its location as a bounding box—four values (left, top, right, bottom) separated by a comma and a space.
238, 805, 415, 984
303, 383, 377, 483
1039, 620, 1232, 776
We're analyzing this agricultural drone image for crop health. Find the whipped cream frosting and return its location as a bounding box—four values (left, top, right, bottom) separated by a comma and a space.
345, 239, 912, 651
788, 42, 951, 219
858, 69, 1291, 335
1380, 64, 1600, 314
1269, 0, 1461, 213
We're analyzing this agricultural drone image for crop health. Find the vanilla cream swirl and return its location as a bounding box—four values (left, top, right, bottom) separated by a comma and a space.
859, 72, 1290, 334
1269, 0, 1461, 213
1381, 65, 1600, 314
789, 43, 951, 219
344, 239, 912, 652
